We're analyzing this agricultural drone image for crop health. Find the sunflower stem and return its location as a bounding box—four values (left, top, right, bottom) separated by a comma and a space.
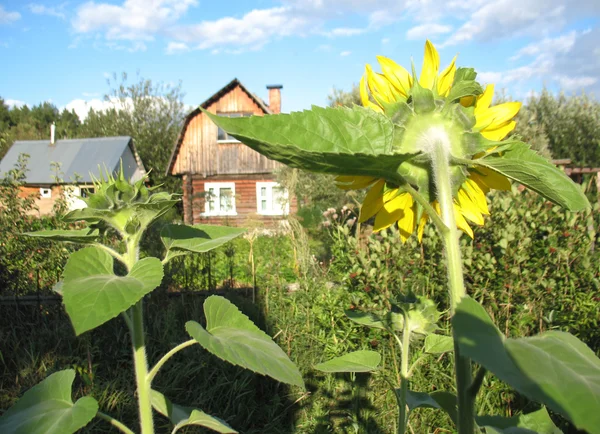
429, 138, 475, 434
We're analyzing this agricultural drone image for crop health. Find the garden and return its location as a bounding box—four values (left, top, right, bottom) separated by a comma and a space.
1, 41, 600, 434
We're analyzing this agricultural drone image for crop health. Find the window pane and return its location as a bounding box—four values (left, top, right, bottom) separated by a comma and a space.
261, 200, 267, 211
220, 187, 233, 212
217, 127, 227, 141
273, 187, 285, 211
207, 188, 215, 212
260, 187, 267, 197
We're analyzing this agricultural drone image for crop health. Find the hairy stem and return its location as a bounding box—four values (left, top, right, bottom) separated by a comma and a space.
430, 138, 475, 434
398, 318, 411, 434
132, 301, 154, 434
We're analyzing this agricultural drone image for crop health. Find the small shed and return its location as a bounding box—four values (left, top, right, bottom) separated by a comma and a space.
167, 78, 294, 226
0, 136, 145, 215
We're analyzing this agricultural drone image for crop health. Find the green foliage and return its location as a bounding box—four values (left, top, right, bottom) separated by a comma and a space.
186, 296, 304, 388
150, 390, 237, 434
476, 142, 589, 211
62, 248, 164, 335
454, 296, 600, 434
0, 155, 73, 295
524, 89, 600, 165
0, 369, 98, 434
477, 407, 562, 434
1, 172, 299, 434
314, 350, 382, 373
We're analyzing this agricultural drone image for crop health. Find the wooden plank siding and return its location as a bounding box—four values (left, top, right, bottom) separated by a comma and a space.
188, 174, 296, 227
171, 85, 284, 177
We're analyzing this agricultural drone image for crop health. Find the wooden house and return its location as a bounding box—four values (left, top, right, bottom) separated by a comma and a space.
0, 135, 145, 215
166, 78, 294, 226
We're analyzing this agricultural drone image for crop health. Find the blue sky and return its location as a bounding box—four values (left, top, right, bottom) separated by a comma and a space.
1, 0, 599, 119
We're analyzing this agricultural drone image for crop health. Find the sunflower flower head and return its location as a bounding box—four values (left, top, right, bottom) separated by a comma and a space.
336, 40, 521, 241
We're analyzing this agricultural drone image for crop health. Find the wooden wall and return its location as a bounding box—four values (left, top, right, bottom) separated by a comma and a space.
171, 85, 284, 177
183, 174, 296, 226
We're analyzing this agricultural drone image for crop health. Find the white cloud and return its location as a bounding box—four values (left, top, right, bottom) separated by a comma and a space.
325, 27, 367, 37
442, 0, 600, 47
166, 41, 189, 54
5, 99, 26, 108
315, 44, 332, 52
478, 27, 600, 96
64, 97, 134, 120
0, 6, 21, 24
28, 3, 66, 20
510, 31, 577, 61
381, 37, 390, 44
340, 50, 351, 56
73, 0, 197, 41
172, 7, 311, 51
406, 23, 452, 40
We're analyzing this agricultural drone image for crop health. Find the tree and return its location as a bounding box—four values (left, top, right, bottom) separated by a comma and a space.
327, 83, 361, 107
80, 73, 186, 191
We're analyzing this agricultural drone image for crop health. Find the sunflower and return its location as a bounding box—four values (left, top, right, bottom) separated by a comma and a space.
335, 40, 521, 241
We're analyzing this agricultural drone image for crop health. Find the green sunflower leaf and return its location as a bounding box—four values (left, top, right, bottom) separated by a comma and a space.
453, 296, 600, 434
22, 229, 99, 243
151, 390, 236, 433
424, 334, 454, 354
161, 224, 246, 254
476, 407, 562, 434
475, 142, 590, 211
186, 296, 303, 388
402, 390, 441, 412
0, 369, 98, 434
314, 350, 381, 373
63, 247, 164, 335
203, 106, 413, 183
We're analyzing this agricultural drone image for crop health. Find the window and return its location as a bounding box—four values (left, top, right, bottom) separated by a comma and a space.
80, 186, 95, 198
203, 182, 236, 216
256, 182, 289, 215
40, 188, 52, 198
217, 112, 252, 142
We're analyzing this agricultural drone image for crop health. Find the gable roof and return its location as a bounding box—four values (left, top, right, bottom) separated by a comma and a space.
0, 136, 145, 184
166, 78, 271, 176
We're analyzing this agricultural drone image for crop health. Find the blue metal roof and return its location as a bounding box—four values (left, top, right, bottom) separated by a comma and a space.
0, 136, 143, 184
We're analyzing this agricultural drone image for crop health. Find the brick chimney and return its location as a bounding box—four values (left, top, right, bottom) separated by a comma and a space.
266, 84, 282, 114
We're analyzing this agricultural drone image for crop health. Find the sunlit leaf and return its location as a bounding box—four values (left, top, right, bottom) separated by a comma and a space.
22, 229, 99, 243
476, 406, 562, 434
314, 351, 381, 373
186, 296, 303, 388
454, 296, 600, 434
475, 142, 589, 211
62, 247, 163, 335
0, 370, 98, 434
204, 106, 414, 183
161, 224, 246, 254
151, 390, 236, 434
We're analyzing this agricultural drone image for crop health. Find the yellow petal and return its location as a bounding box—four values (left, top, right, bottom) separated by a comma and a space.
335, 175, 376, 190
462, 178, 489, 215
420, 40, 440, 89
417, 212, 428, 242
437, 56, 457, 97
366, 65, 394, 104
373, 192, 411, 232
360, 74, 384, 112
454, 204, 474, 238
397, 195, 415, 242
481, 120, 516, 141
456, 191, 485, 225
359, 179, 386, 222
475, 101, 522, 131
377, 55, 411, 96
474, 84, 495, 115
470, 167, 511, 191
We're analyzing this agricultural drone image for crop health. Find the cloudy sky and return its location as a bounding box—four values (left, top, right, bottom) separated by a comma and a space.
0, 0, 599, 119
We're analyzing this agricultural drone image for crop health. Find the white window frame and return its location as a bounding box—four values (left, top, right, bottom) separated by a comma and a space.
203, 182, 237, 216
39, 187, 52, 198
256, 182, 289, 216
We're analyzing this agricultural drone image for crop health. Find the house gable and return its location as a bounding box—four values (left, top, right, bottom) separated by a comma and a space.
167, 78, 284, 177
